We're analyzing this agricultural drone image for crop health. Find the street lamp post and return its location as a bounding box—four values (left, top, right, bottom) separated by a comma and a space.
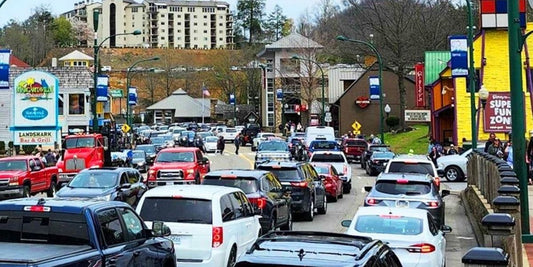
291, 55, 325, 126
336, 35, 384, 143
384, 104, 391, 131
465, 0, 477, 150
92, 9, 141, 132
126, 57, 160, 127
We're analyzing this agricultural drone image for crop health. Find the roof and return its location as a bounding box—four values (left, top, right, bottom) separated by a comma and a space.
377, 172, 432, 182
0, 198, 129, 213
205, 169, 270, 178
58, 50, 94, 61
146, 88, 210, 118
144, 0, 230, 7
392, 154, 431, 162
0, 155, 36, 161
141, 184, 240, 199
257, 33, 323, 57
257, 161, 305, 168
424, 51, 450, 86
159, 147, 201, 152
356, 206, 429, 218
9, 54, 30, 68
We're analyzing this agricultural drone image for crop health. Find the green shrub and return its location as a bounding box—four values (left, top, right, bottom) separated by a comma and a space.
386, 116, 400, 130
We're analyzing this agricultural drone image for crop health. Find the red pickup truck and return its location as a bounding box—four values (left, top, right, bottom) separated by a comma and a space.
341, 138, 368, 163
147, 147, 210, 187
0, 156, 59, 198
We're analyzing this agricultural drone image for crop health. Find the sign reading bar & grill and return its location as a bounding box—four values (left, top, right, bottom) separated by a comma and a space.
484, 92, 512, 132
404, 110, 431, 122
14, 130, 56, 145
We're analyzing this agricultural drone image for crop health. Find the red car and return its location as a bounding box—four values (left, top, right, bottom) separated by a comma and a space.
147, 147, 210, 187
311, 163, 343, 202
341, 138, 367, 163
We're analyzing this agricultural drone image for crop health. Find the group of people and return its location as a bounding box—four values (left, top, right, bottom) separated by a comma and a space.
216, 133, 242, 155
279, 121, 303, 135
427, 138, 460, 166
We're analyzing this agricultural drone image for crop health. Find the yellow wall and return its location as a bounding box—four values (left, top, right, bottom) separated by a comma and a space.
455, 25, 533, 146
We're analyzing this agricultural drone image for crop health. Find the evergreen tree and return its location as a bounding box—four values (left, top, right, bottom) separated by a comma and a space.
236, 0, 265, 44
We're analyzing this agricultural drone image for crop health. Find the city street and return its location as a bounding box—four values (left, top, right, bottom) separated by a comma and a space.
207, 144, 478, 267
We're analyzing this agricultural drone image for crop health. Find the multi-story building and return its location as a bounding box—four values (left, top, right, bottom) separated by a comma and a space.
62, 0, 234, 49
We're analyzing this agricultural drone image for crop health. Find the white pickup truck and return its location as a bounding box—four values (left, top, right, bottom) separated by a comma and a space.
309, 151, 352, 193
252, 132, 276, 151
217, 127, 238, 142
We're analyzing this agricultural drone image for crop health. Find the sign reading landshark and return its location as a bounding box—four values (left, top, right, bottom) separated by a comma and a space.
13, 71, 59, 128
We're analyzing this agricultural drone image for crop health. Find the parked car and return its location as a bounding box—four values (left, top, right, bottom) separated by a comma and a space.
363, 172, 450, 226
0, 198, 175, 266
311, 163, 344, 202
235, 231, 402, 267
309, 151, 352, 193
56, 167, 147, 207
0, 156, 59, 198
365, 151, 396, 176
136, 185, 261, 267
203, 136, 219, 153
343, 207, 452, 267
436, 148, 478, 182
254, 140, 292, 167
256, 161, 327, 221
252, 132, 276, 151
147, 147, 210, 187
361, 144, 391, 169
135, 144, 157, 165
131, 150, 148, 172
202, 169, 292, 233
341, 138, 368, 163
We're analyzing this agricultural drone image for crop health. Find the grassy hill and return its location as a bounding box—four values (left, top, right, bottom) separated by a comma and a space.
383, 124, 429, 155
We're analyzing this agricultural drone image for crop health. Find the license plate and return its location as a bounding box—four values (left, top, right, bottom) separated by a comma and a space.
168, 235, 181, 245
395, 200, 409, 208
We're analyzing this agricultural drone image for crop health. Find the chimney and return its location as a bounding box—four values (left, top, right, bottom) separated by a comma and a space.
51, 58, 57, 68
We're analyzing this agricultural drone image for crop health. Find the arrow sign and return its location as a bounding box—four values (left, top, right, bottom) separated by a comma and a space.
122, 124, 131, 133
351, 120, 361, 131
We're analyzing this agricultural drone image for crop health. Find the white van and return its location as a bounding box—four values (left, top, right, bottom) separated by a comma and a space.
136, 185, 261, 267
304, 126, 335, 146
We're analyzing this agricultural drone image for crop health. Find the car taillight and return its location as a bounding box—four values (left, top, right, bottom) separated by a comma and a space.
290, 181, 308, 187
345, 147, 349, 153
366, 198, 378, 205
407, 243, 436, 253
24, 206, 50, 212
434, 177, 440, 187
396, 179, 409, 184
426, 201, 439, 208
249, 197, 267, 209
212, 227, 223, 248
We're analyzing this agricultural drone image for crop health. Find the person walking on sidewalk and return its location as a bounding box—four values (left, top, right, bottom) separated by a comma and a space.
234, 133, 241, 155
217, 136, 225, 155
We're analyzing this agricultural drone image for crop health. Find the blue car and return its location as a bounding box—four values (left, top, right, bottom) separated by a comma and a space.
307, 140, 340, 156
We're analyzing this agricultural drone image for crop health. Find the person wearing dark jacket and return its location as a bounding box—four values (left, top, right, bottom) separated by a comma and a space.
234, 133, 241, 155
485, 133, 496, 153
217, 136, 225, 154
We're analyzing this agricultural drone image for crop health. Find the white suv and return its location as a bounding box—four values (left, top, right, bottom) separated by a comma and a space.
136, 185, 261, 267
384, 154, 441, 188
217, 127, 238, 142
309, 151, 352, 193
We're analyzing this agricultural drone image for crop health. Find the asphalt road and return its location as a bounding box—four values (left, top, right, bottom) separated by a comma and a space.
207, 144, 478, 267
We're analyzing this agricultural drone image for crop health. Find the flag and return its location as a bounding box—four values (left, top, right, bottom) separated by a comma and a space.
202, 84, 210, 97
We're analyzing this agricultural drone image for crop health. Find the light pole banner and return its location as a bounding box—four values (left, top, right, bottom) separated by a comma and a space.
96, 75, 109, 102
13, 71, 59, 127
276, 88, 283, 101
369, 76, 380, 100
229, 93, 235, 105
0, 49, 10, 90
414, 63, 425, 107
449, 35, 468, 77
128, 87, 137, 105
483, 92, 513, 132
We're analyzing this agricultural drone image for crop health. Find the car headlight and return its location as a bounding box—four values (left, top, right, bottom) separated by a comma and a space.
137, 162, 145, 166
9, 176, 19, 186
94, 194, 112, 201
187, 169, 195, 174
58, 168, 63, 173
149, 169, 156, 175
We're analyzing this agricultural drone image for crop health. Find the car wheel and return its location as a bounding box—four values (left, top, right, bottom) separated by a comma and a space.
339, 185, 344, 199
280, 211, 292, 230
343, 183, 351, 194
227, 246, 236, 267
46, 180, 57, 197
445, 166, 465, 182
23, 185, 31, 198
365, 164, 370, 175
330, 190, 338, 202
194, 173, 200, 184
303, 197, 314, 221
317, 194, 327, 214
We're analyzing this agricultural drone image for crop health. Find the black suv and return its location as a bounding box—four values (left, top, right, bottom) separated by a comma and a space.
202, 169, 292, 233
235, 231, 402, 267
361, 144, 391, 169
256, 162, 327, 221
364, 173, 450, 226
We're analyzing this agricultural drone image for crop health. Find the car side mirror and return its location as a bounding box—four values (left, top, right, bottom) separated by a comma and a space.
364, 186, 372, 192
441, 225, 452, 233
120, 183, 132, 189
152, 221, 171, 237
202, 157, 209, 164
341, 220, 352, 227
437, 169, 445, 177
441, 189, 450, 198
33, 166, 41, 171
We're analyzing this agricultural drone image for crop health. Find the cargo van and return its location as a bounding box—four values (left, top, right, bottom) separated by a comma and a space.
304, 126, 335, 146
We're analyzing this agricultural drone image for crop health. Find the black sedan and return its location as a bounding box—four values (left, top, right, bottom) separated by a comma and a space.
202, 169, 292, 234
56, 167, 148, 208
365, 151, 395, 176
135, 144, 157, 165
131, 150, 148, 173
363, 172, 449, 226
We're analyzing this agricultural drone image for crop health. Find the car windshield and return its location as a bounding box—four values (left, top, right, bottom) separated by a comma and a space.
140, 197, 212, 224
182, 131, 195, 138
355, 215, 423, 235
370, 146, 390, 152
150, 137, 165, 145
258, 167, 300, 181
156, 152, 195, 162
132, 151, 145, 158
258, 142, 288, 151
261, 134, 275, 138
226, 128, 237, 133
311, 141, 338, 150
65, 137, 95, 148
198, 132, 212, 138
68, 172, 118, 188
203, 176, 259, 194
205, 137, 218, 143
311, 154, 345, 163
137, 145, 155, 153
388, 162, 434, 175
0, 160, 27, 171
345, 140, 367, 147
173, 128, 185, 134
374, 180, 431, 195
313, 165, 329, 174
372, 152, 395, 159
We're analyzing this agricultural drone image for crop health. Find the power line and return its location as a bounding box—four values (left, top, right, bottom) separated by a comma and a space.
0, 0, 7, 9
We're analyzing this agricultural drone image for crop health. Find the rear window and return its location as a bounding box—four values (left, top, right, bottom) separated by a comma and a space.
355, 215, 423, 235
313, 166, 329, 174
0, 211, 90, 245
258, 142, 288, 151
374, 180, 431, 195
202, 176, 259, 194
345, 140, 367, 147
388, 162, 434, 175
370, 146, 390, 152
257, 167, 301, 181
311, 142, 338, 150
226, 129, 237, 133
310, 154, 345, 163
139, 197, 212, 224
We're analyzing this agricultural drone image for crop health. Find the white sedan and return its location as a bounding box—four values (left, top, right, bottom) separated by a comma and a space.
252, 132, 275, 151
436, 147, 482, 182
342, 207, 451, 267
203, 136, 219, 153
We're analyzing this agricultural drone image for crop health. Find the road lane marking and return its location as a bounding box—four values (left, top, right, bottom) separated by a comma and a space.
239, 153, 255, 169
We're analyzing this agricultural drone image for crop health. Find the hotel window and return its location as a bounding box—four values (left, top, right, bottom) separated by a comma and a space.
69, 94, 85, 115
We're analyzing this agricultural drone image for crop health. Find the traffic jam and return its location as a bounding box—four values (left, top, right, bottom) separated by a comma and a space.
0, 123, 453, 267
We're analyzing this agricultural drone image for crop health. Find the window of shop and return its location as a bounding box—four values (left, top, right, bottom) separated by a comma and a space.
69, 94, 85, 115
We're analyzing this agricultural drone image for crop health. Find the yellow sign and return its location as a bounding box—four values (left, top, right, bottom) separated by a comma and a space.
351, 120, 361, 131
122, 124, 131, 133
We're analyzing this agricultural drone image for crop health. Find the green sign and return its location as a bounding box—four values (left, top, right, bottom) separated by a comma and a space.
110, 89, 124, 98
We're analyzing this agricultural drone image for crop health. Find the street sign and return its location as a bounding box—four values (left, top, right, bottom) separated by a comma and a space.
324, 116, 332, 123
325, 112, 331, 117
325, 106, 330, 112
110, 89, 124, 98
351, 120, 361, 131
121, 124, 131, 133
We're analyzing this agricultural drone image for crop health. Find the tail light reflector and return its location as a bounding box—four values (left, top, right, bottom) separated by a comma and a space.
434, 177, 440, 187
407, 243, 435, 253
366, 198, 377, 205
212, 227, 223, 248
249, 197, 267, 209
290, 181, 308, 187
24, 206, 50, 212
426, 201, 439, 208
396, 179, 409, 184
